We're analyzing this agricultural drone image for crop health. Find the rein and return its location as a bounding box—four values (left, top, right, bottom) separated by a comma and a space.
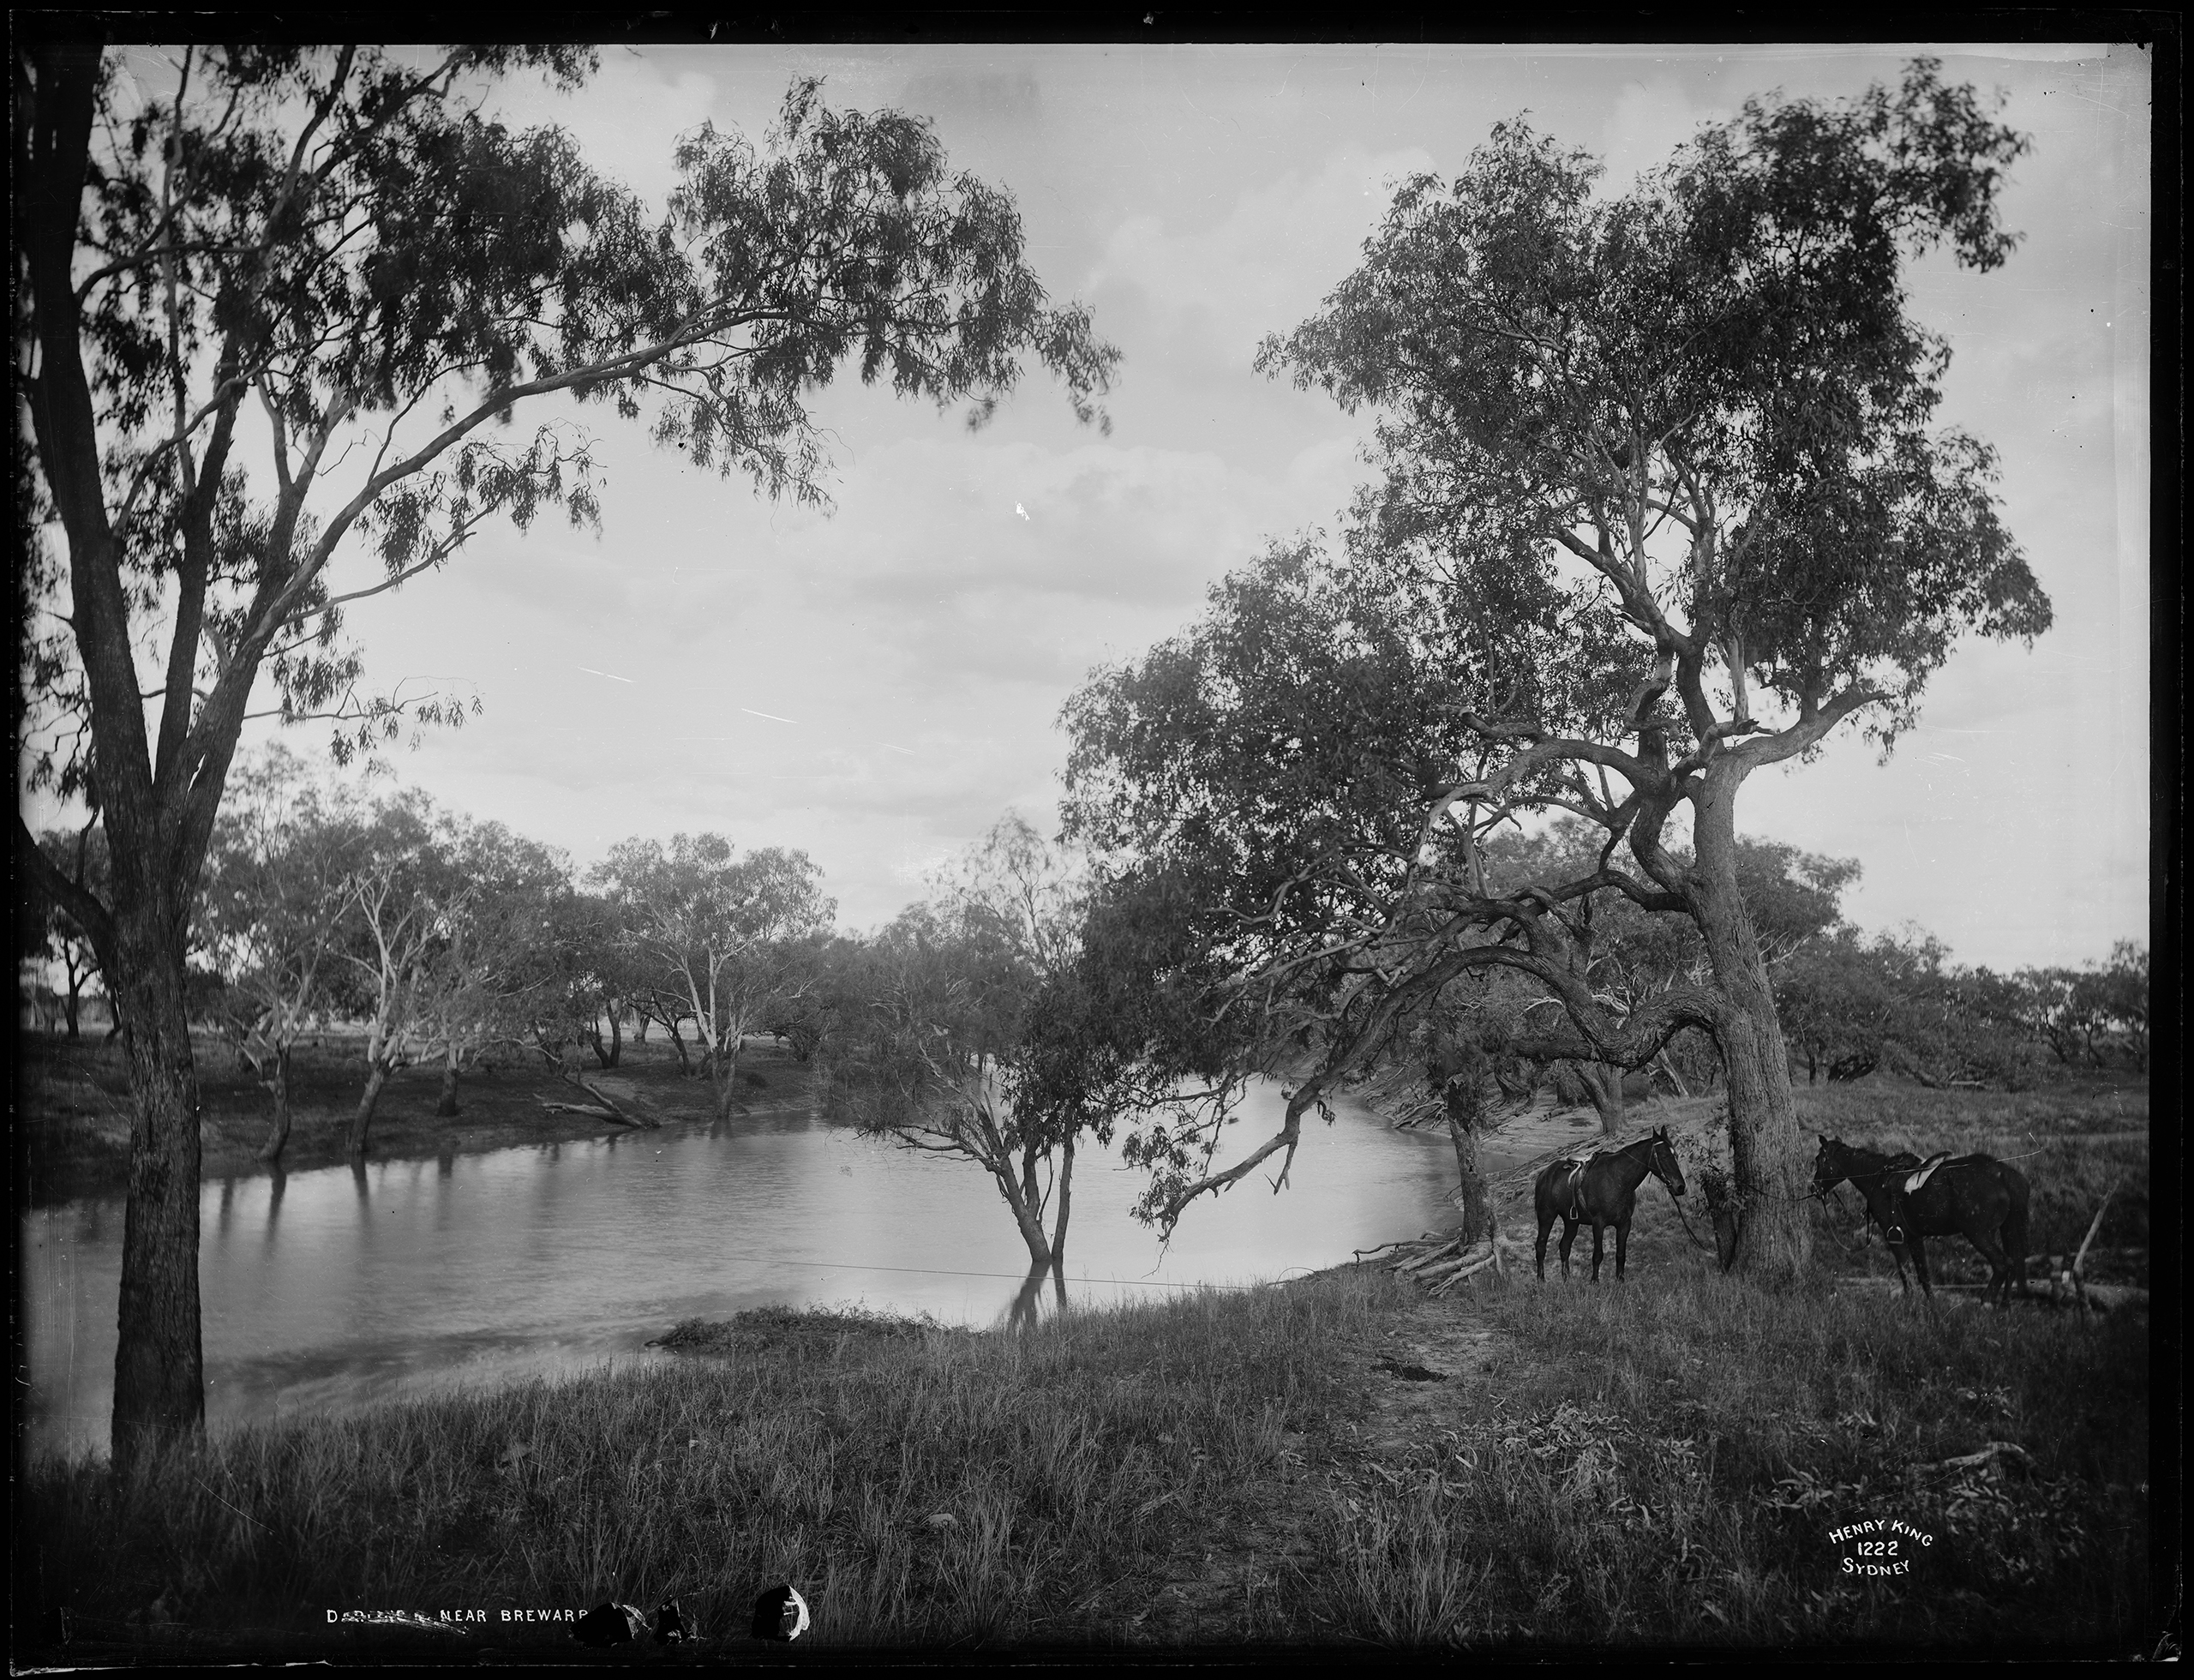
1669, 1194, 1721, 1254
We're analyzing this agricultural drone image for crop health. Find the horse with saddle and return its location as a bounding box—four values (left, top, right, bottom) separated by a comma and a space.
1533, 1125, 1687, 1283
1811, 1134, 2031, 1307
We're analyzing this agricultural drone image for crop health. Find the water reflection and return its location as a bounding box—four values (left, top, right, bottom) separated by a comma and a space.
21, 1083, 1461, 1461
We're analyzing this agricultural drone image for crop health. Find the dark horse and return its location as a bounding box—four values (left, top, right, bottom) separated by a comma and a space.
1811, 1135, 2031, 1307
1534, 1126, 1687, 1282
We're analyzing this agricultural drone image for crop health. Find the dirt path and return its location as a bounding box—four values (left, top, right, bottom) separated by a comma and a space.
1141, 1286, 1514, 1640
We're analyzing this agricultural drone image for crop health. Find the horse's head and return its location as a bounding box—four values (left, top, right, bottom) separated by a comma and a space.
1649, 1125, 1686, 1197
1811, 1135, 1847, 1195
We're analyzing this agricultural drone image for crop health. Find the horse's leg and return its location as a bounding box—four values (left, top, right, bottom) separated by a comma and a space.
1615, 1210, 1631, 1282
1909, 1235, 1934, 1302
1559, 1215, 1579, 1279
1536, 1202, 1555, 1282
1969, 1213, 2012, 1309
2003, 1185, 2032, 1301
1589, 1219, 1606, 1285
1887, 1235, 1911, 1296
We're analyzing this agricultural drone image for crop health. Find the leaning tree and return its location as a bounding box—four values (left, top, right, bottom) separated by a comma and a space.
1066, 62, 2048, 1277
15, 42, 1117, 1459
828, 815, 1099, 1307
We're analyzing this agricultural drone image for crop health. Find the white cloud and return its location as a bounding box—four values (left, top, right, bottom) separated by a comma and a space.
1087, 145, 1436, 369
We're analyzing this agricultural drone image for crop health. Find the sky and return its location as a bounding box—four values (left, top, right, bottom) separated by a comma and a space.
42, 41, 2152, 970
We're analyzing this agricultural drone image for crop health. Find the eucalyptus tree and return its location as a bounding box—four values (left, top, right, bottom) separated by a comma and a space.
594, 834, 835, 1121
26, 823, 111, 1037
333, 795, 570, 1146
829, 815, 1109, 1286
1069, 63, 2047, 1276
2012, 943, 2149, 1071
412, 818, 570, 1118
525, 887, 641, 1071
332, 788, 458, 1160
16, 41, 1116, 1455
195, 746, 366, 1161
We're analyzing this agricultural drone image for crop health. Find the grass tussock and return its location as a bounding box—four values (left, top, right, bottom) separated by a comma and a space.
21, 1275, 1387, 1653
21, 1256, 2147, 1656
1295, 1271, 2146, 1650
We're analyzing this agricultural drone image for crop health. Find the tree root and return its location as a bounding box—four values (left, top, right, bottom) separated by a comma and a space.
1376, 1227, 1531, 1293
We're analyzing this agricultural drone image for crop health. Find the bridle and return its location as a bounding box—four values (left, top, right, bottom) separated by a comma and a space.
1816, 1144, 1911, 1246
1647, 1134, 1686, 1199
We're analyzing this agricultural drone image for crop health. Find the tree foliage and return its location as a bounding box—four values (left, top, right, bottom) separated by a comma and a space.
23, 822, 113, 1035
195, 745, 367, 1155
592, 833, 834, 1119
15, 39, 1114, 1455
1066, 62, 2048, 1269
827, 815, 1094, 1273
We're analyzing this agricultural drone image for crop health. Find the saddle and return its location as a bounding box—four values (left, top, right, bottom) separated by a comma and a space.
1546, 1151, 1605, 1217
1901, 1151, 1983, 1195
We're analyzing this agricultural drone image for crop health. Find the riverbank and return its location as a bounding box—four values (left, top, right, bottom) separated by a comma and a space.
19, 1242, 2149, 1659
1340, 1065, 2151, 1287
15, 1030, 820, 1207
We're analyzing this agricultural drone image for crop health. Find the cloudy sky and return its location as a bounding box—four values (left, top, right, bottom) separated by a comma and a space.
93, 42, 2154, 969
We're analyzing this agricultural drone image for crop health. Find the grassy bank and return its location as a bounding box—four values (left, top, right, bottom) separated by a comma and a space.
1346, 1070, 2149, 1287
14, 1030, 818, 1207
21, 1257, 2149, 1659
20, 1067, 2149, 1656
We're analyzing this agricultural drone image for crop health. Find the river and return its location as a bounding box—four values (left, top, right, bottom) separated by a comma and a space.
21, 1082, 1484, 1462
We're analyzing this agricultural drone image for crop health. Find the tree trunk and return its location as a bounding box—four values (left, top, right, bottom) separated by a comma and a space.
350, 1060, 392, 1162
634, 1013, 650, 1044
1574, 1061, 1624, 1135
1692, 769, 1812, 1281
708, 1035, 740, 1120
590, 1007, 621, 1070
1446, 1111, 1490, 1247
1050, 1130, 1074, 1275
256, 1044, 292, 1164
1655, 1048, 1692, 1099
665, 1017, 689, 1072
63, 959, 82, 1037
436, 1041, 461, 1118
995, 1137, 1056, 1275
107, 892, 207, 1464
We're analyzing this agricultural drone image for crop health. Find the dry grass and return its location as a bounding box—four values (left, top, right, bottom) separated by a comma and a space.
18, 1069, 2149, 1658
21, 1260, 2148, 1658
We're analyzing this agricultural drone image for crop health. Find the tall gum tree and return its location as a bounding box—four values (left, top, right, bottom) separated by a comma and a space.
1064, 63, 2048, 1279
594, 833, 835, 1122
196, 746, 367, 1162
15, 42, 1118, 1460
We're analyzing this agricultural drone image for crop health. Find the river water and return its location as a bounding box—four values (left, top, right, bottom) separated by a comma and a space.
21, 1083, 1479, 1463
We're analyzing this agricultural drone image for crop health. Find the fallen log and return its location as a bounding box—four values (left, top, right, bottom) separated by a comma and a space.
2026, 1247, 2145, 1268
2029, 1279, 2147, 1312
1909, 1439, 2029, 1479
533, 1094, 651, 1130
